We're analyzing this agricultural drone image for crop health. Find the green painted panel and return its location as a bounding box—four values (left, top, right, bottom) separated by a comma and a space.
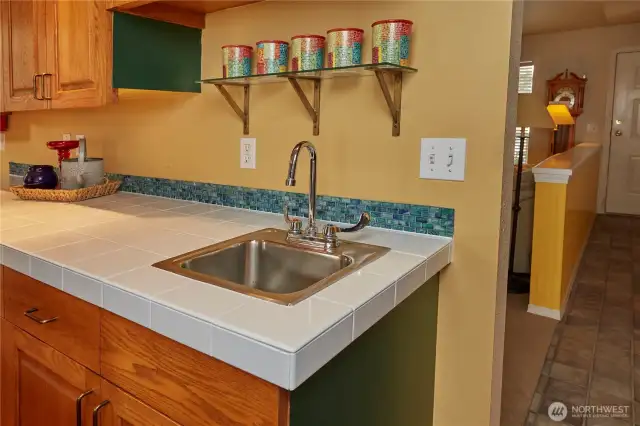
113, 12, 201, 93
290, 275, 439, 426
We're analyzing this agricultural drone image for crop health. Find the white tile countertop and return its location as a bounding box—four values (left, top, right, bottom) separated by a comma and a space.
0, 190, 452, 390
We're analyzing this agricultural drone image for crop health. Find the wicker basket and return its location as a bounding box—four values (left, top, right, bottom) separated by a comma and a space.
10, 180, 122, 202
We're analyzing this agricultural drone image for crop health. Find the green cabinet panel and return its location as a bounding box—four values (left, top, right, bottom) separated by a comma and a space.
290, 274, 439, 426
113, 12, 201, 93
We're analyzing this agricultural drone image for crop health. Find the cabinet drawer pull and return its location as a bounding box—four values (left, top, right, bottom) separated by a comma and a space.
24, 308, 58, 324
76, 390, 94, 426
92, 400, 110, 426
42, 73, 52, 100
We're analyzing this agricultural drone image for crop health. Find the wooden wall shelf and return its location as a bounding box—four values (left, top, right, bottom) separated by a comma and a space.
201, 63, 417, 137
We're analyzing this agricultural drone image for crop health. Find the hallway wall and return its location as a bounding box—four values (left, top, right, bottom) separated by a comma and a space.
521, 23, 640, 211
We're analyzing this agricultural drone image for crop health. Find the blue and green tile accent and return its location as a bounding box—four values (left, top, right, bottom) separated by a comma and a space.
9, 162, 454, 237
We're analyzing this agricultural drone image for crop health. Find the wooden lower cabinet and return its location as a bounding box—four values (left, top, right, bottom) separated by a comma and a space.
0, 319, 178, 426
98, 380, 180, 426
1, 319, 102, 426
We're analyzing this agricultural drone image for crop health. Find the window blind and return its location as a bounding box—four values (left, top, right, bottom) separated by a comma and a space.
514, 127, 530, 165
518, 61, 534, 94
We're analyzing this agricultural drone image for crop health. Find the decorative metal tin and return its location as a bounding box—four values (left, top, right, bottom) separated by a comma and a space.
371, 19, 413, 66
222, 44, 253, 78
256, 40, 289, 74
326, 28, 364, 68
291, 35, 325, 71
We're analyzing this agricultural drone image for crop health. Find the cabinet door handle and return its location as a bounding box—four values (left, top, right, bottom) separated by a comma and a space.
92, 400, 110, 426
42, 73, 52, 100
24, 307, 58, 324
76, 390, 94, 426
33, 74, 44, 100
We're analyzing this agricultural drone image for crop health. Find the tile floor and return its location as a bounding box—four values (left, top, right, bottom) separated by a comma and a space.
525, 215, 639, 426
502, 293, 558, 425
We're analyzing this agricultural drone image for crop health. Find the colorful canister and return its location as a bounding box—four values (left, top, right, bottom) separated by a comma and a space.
371, 19, 413, 66
326, 28, 364, 68
256, 40, 289, 74
291, 35, 325, 71
222, 45, 253, 78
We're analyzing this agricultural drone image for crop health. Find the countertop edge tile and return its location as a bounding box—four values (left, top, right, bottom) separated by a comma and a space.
210, 323, 292, 389
1, 245, 30, 276
62, 269, 103, 306
290, 313, 354, 389
103, 284, 151, 327
30, 257, 63, 289
352, 284, 396, 339
149, 302, 212, 355
395, 263, 428, 305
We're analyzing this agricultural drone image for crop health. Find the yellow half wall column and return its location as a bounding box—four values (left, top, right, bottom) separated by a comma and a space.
529, 143, 602, 319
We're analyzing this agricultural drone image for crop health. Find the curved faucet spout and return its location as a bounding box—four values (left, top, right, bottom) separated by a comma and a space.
285, 141, 317, 233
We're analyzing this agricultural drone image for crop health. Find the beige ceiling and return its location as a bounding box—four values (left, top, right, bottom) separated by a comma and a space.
523, 0, 640, 35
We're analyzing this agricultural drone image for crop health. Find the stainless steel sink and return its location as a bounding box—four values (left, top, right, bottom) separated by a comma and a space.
153, 228, 389, 305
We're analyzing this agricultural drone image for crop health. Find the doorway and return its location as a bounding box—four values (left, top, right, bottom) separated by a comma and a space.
606, 51, 640, 214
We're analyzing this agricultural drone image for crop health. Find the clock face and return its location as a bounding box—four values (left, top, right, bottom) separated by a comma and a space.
553, 87, 576, 108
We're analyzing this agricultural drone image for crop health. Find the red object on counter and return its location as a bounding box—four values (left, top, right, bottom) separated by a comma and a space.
47, 140, 79, 170
0, 113, 8, 132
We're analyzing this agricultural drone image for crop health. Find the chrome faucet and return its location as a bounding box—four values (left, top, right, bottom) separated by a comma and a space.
284, 141, 371, 251
285, 141, 318, 235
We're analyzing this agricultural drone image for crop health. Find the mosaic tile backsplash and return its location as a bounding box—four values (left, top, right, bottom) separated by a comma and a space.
9, 162, 454, 236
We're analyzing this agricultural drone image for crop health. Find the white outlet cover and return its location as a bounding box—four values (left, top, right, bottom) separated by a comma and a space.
419, 138, 466, 182
62, 133, 71, 141
240, 137, 256, 169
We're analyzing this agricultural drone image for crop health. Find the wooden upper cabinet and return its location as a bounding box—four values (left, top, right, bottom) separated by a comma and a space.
1, 320, 102, 426
0, 0, 48, 111
98, 380, 181, 426
45, 0, 111, 109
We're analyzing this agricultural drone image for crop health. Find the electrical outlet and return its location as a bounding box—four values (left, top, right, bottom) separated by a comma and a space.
240, 138, 256, 169
62, 133, 71, 141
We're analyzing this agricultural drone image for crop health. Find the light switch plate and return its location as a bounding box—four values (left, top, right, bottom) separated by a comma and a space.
240, 138, 256, 169
419, 138, 466, 181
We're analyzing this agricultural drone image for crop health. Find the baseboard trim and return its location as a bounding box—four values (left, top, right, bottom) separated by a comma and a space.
527, 304, 562, 320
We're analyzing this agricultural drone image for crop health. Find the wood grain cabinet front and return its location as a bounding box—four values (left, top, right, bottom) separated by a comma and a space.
94, 379, 182, 426
1, 319, 103, 426
100, 311, 290, 426
0, 0, 48, 111
44, 0, 112, 109
2, 267, 101, 372
1, 0, 112, 112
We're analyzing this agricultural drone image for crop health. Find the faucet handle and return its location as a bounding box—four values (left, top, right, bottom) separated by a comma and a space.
284, 204, 302, 234
322, 212, 371, 238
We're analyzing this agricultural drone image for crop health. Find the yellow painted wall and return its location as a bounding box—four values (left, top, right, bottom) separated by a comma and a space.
530, 150, 600, 311
561, 153, 600, 299
0, 2, 520, 425
530, 182, 567, 310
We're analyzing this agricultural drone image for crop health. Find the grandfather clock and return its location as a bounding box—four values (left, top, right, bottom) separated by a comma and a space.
547, 69, 587, 153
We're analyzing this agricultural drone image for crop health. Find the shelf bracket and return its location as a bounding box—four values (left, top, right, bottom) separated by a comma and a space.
214, 83, 250, 135
287, 77, 321, 136
374, 70, 403, 137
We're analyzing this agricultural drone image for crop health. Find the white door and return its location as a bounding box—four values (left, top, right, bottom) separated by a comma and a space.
606, 51, 640, 214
